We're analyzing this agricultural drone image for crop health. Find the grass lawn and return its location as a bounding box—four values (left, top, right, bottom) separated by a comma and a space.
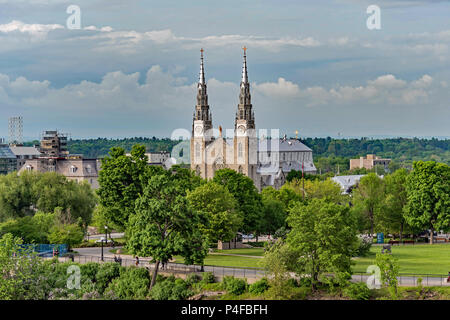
214, 248, 265, 256
173, 254, 263, 269
352, 244, 450, 274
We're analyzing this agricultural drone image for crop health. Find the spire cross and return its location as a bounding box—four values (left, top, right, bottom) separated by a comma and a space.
243, 46, 247, 55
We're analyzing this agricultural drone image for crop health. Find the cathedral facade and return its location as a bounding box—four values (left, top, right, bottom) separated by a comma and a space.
190, 49, 316, 190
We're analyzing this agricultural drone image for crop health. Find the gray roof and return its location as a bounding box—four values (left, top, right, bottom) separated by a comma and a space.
0, 145, 17, 159
331, 175, 366, 193
258, 139, 312, 152
9, 146, 42, 157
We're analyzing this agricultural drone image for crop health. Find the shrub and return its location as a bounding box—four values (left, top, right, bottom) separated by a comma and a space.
247, 241, 266, 248
185, 273, 201, 286
95, 262, 122, 294
249, 278, 269, 295
201, 272, 215, 284
222, 276, 247, 296
343, 282, 371, 300
80, 262, 99, 283
150, 276, 193, 300
105, 266, 150, 300
265, 282, 310, 300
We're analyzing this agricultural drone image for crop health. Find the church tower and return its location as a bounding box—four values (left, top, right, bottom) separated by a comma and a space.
191, 49, 212, 177
234, 47, 258, 184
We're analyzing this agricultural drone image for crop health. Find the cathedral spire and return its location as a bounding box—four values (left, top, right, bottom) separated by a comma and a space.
193, 48, 212, 132
199, 48, 205, 85
235, 46, 255, 130
241, 46, 248, 84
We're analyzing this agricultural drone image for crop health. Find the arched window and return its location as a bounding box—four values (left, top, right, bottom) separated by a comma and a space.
238, 166, 243, 174
238, 142, 243, 158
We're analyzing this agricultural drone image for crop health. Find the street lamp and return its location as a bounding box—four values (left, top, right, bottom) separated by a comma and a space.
101, 225, 108, 262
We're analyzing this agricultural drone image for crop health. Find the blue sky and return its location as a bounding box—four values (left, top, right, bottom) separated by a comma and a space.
0, 0, 449, 139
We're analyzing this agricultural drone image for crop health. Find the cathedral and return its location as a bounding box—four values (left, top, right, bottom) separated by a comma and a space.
190, 48, 316, 190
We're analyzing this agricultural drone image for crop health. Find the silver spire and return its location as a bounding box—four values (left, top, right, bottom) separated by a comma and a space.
199, 48, 205, 85
241, 46, 248, 84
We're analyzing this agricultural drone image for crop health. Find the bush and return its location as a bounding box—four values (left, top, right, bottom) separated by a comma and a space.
247, 241, 266, 248
80, 262, 99, 283
185, 273, 201, 286
249, 278, 270, 295
222, 276, 247, 296
95, 262, 122, 294
265, 283, 310, 300
343, 282, 371, 300
105, 266, 150, 300
151, 276, 193, 300
201, 272, 215, 284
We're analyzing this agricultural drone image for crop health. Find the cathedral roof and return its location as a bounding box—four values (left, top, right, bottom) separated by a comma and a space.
258, 138, 312, 152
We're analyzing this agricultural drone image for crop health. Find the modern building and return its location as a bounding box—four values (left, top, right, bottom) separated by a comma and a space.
0, 144, 17, 175
350, 154, 391, 171
190, 48, 315, 190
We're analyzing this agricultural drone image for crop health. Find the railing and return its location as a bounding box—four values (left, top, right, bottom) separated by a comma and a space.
54, 255, 450, 287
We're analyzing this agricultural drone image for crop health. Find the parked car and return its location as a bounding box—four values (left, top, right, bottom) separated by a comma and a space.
242, 234, 254, 239
95, 237, 113, 243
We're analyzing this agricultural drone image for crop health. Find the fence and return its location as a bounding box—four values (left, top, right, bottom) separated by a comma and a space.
55, 255, 450, 287
352, 272, 450, 287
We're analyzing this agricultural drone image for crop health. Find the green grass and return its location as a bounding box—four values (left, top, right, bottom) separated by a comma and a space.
214, 248, 264, 257
353, 244, 450, 274
174, 254, 262, 269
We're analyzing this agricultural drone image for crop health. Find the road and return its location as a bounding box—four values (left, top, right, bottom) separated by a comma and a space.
72, 246, 450, 287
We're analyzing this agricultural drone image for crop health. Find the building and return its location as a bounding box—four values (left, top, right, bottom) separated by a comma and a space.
9, 145, 42, 170
189, 48, 315, 190
18, 131, 100, 189
126, 151, 171, 169
350, 154, 391, 171
331, 175, 366, 194
0, 144, 17, 175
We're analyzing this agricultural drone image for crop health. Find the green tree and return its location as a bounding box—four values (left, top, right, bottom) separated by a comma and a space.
260, 188, 287, 236
404, 161, 450, 244
381, 169, 410, 240
97, 145, 150, 230
127, 172, 207, 289
187, 181, 242, 244
286, 199, 358, 290
375, 252, 400, 299
48, 222, 84, 250
212, 169, 263, 234
351, 173, 385, 236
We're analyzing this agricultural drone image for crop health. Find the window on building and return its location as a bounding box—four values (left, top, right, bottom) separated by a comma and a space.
195, 143, 200, 158
238, 142, 243, 158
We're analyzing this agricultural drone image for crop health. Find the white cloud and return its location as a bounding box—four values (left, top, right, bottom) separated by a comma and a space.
0, 20, 64, 38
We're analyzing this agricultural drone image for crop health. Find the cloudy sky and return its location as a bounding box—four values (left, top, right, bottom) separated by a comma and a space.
0, 0, 449, 140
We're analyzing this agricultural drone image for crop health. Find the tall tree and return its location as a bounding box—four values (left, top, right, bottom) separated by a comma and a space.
286, 199, 358, 290
97, 145, 150, 230
260, 187, 287, 237
404, 161, 450, 244
351, 173, 385, 236
212, 169, 263, 234
187, 181, 242, 244
381, 169, 410, 240
127, 172, 207, 289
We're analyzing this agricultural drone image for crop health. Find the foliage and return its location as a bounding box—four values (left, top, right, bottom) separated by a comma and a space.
95, 262, 122, 294
285, 178, 346, 204
351, 173, 385, 235
222, 276, 247, 295
187, 181, 242, 243
0, 212, 55, 243
150, 276, 192, 300
286, 199, 359, 290
375, 252, 400, 299
260, 188, 287, 236
47, 222, 84, 250
97, 145, 150, 230
354, 235, 372, 257
343, 282, 371, 300
127, 171, 208, 289
105, 266, 150, 300
404, 161, 450, 244
201, 272, 215, 284
212, 169, 263, 234
249, 278, 270, 295
0, 171, 96, 226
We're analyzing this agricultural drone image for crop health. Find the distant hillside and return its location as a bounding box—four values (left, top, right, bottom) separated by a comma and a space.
60, 137, 450, 168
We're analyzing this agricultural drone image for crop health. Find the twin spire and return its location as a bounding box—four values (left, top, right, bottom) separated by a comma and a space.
195, 47, 254, 131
